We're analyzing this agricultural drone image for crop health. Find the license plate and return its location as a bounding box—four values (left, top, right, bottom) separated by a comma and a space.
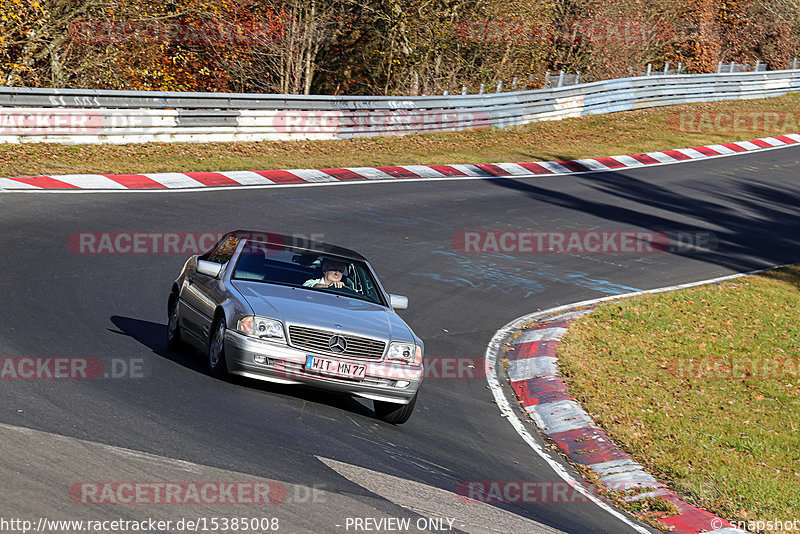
305, 355, 366, 380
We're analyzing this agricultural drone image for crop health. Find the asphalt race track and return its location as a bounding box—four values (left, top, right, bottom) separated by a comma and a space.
2, 146, 800, 533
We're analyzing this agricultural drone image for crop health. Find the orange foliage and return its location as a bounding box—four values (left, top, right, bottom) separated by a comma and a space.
0, 0, 798, 93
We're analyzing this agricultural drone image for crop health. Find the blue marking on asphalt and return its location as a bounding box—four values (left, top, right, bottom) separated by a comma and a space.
410, 251, 640, 297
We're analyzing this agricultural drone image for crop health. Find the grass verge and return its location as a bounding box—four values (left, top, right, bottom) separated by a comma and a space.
2, 92, 800, 177
557, 266, 800, 529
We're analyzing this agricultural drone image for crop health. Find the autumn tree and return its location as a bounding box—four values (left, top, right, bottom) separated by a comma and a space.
0, 0, 799, 94
336, 0, 552, 95
717, 0, 799, 69
0, 0, 109, 87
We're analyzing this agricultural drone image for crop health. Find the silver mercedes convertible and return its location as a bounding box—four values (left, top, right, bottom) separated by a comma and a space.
167, 231, 423, 424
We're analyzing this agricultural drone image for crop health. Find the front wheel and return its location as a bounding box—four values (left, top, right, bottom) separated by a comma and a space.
374, 392, 417, 424
166, 297, 183, 351
208, 316, 229, 378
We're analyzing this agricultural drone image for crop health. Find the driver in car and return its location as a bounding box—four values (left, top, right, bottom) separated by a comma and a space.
303, 258, 347, 289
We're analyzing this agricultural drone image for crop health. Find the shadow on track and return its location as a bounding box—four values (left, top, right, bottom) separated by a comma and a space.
108, 315, 375, 419
485, 165, 800, 272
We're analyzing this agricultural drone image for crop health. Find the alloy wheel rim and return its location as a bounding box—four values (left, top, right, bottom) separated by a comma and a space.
168, 306, 178, 341
210, 322, 225, 367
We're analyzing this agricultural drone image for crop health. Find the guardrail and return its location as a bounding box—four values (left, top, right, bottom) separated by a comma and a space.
1, 70, 799, 144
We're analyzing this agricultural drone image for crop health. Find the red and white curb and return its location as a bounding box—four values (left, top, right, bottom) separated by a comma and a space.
1, 133, 799, 192
486, 272, 772, 534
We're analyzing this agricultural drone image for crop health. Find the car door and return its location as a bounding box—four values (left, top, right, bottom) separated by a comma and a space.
178, 236, 240, 345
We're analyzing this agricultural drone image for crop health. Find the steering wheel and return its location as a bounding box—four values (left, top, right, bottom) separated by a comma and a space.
325, 284, 360, 296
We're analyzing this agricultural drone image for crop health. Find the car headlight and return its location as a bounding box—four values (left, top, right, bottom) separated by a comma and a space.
237, 316, 286, 343
386, 342, 422, 365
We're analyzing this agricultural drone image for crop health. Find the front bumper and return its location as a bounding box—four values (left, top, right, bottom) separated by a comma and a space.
224, 330, 422, 404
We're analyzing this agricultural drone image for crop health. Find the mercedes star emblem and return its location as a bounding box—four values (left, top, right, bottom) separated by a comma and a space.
328, 335, 347, 353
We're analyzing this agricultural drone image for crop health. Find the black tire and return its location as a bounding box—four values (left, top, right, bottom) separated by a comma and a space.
374, 392, 417, 424
208, 315, 229, 378
167, 296, 183, 351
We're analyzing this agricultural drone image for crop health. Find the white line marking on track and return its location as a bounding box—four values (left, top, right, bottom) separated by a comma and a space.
674, 148, 710, 159
486, 265, 788, 533
486, 325, 652, 533
704, 145, 737, 155
643, 152, 678, 163
284, 169, 340, 182
536, 161, 573, 173
574, 159, 613, 171
606, 155, 645, 167
316, 456, 566, 534
0, 178, 39, 189
446, 163, 491, 176
398, 165, 449, 178
3, 140, 798, 194
344, 167, 398, 179
492, 162, 537, 176
144, 172, 205, 188
757, 137, 783, 146
733, 141, 761, 150
49, 174, 128, 189
218, 170, 276, 185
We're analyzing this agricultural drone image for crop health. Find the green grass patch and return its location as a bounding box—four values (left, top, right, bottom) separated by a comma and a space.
2, 92, 800, 177
558, 266, 800, 525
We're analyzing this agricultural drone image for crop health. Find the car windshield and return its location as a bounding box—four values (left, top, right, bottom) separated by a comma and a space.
231, 241, 386, 306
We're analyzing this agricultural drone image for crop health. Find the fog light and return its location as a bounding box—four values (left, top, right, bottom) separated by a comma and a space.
254, 355, 266, 364
396, 381, 410, 388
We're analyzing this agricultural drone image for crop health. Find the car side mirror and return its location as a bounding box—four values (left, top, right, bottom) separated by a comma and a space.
390, 294, 408, 310
197, 260, 223, 279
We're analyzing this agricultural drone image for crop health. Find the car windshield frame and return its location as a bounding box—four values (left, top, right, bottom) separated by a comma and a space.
230, 240, 388, 307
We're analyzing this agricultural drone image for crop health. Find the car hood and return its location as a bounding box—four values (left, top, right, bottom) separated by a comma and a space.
232, 281, 415, 343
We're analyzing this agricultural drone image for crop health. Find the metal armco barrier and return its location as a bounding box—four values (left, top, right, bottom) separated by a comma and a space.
0, 70, 799, 144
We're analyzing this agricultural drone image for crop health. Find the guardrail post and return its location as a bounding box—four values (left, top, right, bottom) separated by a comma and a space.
677, 62, 683, 74
511, 77, 518, 90
646, 63, 652, 76
557, 70, 565, 87
663, 61, 670, 75
461, 86, 467, 95
496, 80, 503, 93
755, 60, 761, 72
479, 83, 485, 94
443, 90, 449, 95
729, 62, 735, 73
717, 61, 723, 73
575, 71, 581, 84
793, 58, 798, 70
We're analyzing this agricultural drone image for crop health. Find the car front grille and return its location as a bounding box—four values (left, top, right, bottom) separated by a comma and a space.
288, 325, 386, 360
